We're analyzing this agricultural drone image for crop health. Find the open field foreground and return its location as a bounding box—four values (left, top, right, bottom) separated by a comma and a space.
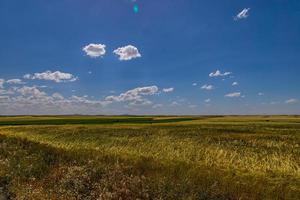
0, 116, 299, 199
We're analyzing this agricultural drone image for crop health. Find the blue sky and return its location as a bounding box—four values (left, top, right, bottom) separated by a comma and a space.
0, 0, 299, 115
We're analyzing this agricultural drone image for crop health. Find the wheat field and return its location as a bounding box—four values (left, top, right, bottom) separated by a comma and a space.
0, 116, 299, 199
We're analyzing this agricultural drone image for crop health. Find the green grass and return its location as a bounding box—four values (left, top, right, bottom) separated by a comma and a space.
0, 116, 299, 199
0, 116, 197, 126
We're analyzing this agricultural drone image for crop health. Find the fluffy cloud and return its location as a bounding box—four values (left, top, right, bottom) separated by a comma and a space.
113, 45, 141, 61
209, 70, 232, 77
162, 87, 174, 93
0, 79, 4, 88
128, 99, 152, 106
232, 82, 238, 86
24, 71, 78, 83
6, 79, 25, 84
234, 8, 250, 21
225, 92, 241, 98
201, 84, 214, 90
258, 92, 264, 96
204, 98, 211, 103
0, 85, 111, 115
82, 43, 106, 58
285, 98, 298, 104
52, 92, 64, 100
17, 86, 47, 97
105, 86, 158, 106
192, 83, 197, 86
68, 95, 109, 106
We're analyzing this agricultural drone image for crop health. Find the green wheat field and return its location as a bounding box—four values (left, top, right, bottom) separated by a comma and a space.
0, 116, 299, 199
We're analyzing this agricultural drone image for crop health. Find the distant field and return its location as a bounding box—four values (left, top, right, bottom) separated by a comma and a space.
0, 116, 299, 199
0, 116, 198, 126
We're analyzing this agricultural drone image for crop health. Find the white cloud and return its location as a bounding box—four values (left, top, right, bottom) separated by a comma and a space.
192, 83, 197, 86
6, 79, 25, 84
24, 71, 78, 83
0, 89, 15, 95
285, 98, 298, 104
162, 87, 174, 93
170, 101, 180, 106
232, 82, 238, 86
209, 70, 232, 77
234, 8, 250, 21
0, 86, 114, 115
201, 84, 214, 90
270, 101, 279, 105
17, 86, 47, 98
113, 45, 141, 61
52, 93, 64, 100
225, 92, 241, 98
204, 98, 211, 103
258, 92, 264, 96
0, 79, 4, 88
105, 86, 158, 106
128, 99, 152, 106
152, 104, 163, 109
188, 105, 197, 108
82, 43, 106, 58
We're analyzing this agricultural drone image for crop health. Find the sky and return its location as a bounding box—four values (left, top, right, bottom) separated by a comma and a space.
0, 0, 299, 115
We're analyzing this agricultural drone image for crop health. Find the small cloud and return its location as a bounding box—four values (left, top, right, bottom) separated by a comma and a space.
192, 83, 197, 86
170, 101, 180, 106
209, 70, 232, 77
24, 71, 78, 83
258, 92, 264, 96
270, 101, 279, 105
188, 105, 197, 108
0, 79, 4, 88
234, 8, 250, 21
88, 71, 92, 74
6, 79, 25, 84
285, 98, 298, 104
113, 45, 141, 61
225, 92, 241, 98
152, 104, 163, 109
17, 86, 46, 97
162, 87, 174, 93
32, 85, 48, 89
83, 43, 106, 58
201, 84, 214, 90
232, 82, 238, 86
104, 85, 158, 106
52, 92, 64, 100
204, 98, 211, 103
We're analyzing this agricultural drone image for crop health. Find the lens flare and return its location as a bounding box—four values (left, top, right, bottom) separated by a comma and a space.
133, 4, 138, 13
